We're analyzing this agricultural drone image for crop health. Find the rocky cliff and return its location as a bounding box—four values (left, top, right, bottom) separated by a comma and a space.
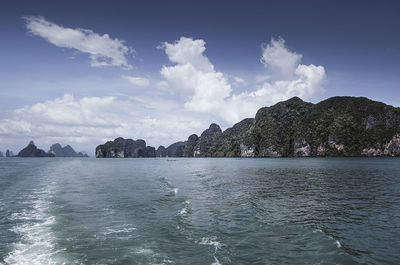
18, 141, 54, 157
165, 141, 185, 157
95, 137, 156, 158
164, 96, 400, 157
156, 146, 167, 157
95, 96, 400, 158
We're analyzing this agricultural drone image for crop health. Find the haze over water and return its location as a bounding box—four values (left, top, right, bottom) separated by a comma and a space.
0, 157, 399, 264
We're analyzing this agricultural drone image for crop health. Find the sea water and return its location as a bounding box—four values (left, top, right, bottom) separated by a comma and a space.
0, 157, 399, 264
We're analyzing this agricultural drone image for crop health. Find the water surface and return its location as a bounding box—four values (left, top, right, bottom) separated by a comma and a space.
0, 158, 399, 264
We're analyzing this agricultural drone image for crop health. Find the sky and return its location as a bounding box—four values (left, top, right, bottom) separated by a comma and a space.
0, 0, 399, 155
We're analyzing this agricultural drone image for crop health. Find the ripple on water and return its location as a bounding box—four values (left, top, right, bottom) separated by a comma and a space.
1, 158, 399, 264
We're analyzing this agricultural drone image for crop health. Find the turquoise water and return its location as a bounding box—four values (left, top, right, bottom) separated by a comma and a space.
0, 157, 399, 264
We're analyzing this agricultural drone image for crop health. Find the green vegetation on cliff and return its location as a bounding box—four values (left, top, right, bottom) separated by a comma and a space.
181, 96, 400, 157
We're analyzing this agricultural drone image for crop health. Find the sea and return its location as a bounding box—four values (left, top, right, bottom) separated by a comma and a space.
0, 157, 399, 265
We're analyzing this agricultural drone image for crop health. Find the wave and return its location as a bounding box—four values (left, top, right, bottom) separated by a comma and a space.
335, 240, 342, 248
316, 229, 342, 249
103, 224, 137, 235
211, 256, 222, 265
198, 236, 223, 251
178, 200, 190, 215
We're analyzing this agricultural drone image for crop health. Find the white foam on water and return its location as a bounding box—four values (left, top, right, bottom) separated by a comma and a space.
178, 201, 190, 215
327, 235, 342, 248
103, 224, 137, 235
211, 257, 222, 265
151, 259, 175, 265
335, 240, 341, 248
211, 256, 222, 265
173, 188, 179, 195
312, 229, 322, 233
4, 186, 68, 265
134, 248, 155, 255
198, 237, 223, 251
135, 249, 175, 265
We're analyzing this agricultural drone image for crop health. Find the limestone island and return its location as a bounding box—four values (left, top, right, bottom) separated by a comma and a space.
95, 96, 400, 158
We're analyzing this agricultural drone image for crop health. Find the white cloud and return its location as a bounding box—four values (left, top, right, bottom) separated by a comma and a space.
122, 75, 150, 87
160, 37, 213, 72
233, 76, 245, 83
25, 16, 133, 69
160, 37, 232, 113
160, 37, 326, 124
255, 74, 271, 82
223, 64, 326, 122
260, 37, 302, 80
0, 94, 207, 154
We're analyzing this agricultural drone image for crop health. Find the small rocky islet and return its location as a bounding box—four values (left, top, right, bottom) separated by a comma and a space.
0, 149, 14, 157
5, 141, 89, 157
95, 96, 400, 158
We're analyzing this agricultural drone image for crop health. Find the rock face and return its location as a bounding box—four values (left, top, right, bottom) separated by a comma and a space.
49, 143, 88, 157
165, 142, 185, 157
194, 123, 222, 157
145, 146, 156, 157
251, 96, 400, 157
95, 137, 156, 158
6, 150, 14, 157
18, 141, 54, 157
361, 134, 400, 157
215, 118, 254, 157
294, 140, 311, 157
183, 134, 199, 157
383, 134, 400, 156
240, 143, 256, 157
165, 120, 254, 157
95, 96, 400, 158
156, 146, 167, 157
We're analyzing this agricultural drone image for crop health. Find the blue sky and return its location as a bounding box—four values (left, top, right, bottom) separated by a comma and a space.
0, 0, 399, 154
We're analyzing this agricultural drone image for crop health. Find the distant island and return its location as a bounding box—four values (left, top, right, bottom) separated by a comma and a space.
95, 96, 400, 158
0, 149, 14, 157
9, 141, 89, 157
48, 143, 88, 157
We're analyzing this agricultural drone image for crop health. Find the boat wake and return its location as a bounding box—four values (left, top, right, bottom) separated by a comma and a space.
4, 186, 68, 265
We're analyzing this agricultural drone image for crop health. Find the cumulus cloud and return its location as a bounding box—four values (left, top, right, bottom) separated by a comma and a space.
261, 37, 302, 80
0, 94, 206, 153
160, 37, 232, 112
160, 36, 326, 124
25, 16, 133, 69
122, 75, 150, 87
223, 64, 326, 122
